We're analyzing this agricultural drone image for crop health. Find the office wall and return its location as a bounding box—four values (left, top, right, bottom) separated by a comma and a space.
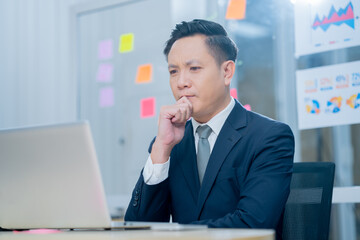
0, 0, 207, 130
0, 0, 91, 129
0, 0, 207, 215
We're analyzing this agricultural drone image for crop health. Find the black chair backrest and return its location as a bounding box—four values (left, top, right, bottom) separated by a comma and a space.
282, 162, 335, 240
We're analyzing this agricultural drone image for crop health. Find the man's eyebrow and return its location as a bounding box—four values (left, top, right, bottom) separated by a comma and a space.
185, 60, 201, 66
168, 64, 178, 69
168, 60, 202, 69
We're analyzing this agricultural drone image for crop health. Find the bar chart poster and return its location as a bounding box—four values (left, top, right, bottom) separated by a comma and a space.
294, 1, 360, 57
296, 61, 360, 129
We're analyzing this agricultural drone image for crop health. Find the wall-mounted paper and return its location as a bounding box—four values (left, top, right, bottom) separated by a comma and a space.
98, 39, 113, 60
296, 61, 360, 129
230, 88, 238, 99
136, 64, 153, 84
96, 63, 113, 82
294, 1, 360, 57
119, 33, 134, 53
140, 97, 155, 118
99, 87, 114, 108
225, 0, 246, 20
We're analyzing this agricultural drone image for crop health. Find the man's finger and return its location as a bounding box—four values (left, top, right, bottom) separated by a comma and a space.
177, 97, 193, 118
171, 107, 186, 124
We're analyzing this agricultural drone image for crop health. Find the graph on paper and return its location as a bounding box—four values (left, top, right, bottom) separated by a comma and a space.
312, 2, 354, 31
296, 61, 360, 129
295, 0, 360, 56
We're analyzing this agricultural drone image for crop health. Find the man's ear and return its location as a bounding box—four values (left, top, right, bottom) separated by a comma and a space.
222, 60, 236, 86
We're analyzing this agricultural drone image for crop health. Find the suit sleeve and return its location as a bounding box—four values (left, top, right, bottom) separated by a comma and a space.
192, 122, 294, 229
124, 137, 171, 222
124, 173, 171, 222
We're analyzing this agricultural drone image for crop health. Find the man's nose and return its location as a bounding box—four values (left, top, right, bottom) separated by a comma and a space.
177, 71, 191, 89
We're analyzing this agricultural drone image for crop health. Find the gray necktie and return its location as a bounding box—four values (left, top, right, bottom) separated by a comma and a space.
196, 125, 212, 185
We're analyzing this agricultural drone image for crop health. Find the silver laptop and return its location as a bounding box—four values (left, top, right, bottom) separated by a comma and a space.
0, 121, 114, 230
0, 121, 207, 231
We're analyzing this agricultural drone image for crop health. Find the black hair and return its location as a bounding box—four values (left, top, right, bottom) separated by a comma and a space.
163, 19, 238, 65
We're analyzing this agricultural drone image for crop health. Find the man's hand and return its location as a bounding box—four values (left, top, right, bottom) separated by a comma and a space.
151, 97, 193, 164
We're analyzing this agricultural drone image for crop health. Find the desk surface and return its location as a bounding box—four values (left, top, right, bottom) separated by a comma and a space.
0, 229, 274, 240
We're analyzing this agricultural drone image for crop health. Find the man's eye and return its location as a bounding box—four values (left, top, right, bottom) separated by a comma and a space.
190, 66, 201, 71
169, 70, 177, 75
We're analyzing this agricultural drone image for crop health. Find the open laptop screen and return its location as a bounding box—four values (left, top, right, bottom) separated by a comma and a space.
0, 121, 112, 229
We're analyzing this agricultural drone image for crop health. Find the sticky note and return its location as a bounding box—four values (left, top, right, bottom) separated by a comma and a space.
13, 229, 61, 234
244, 104, 251, 111
96, 63, 113, 82
230, 88, 238, 99
226, 0, 246, 20
136, 64, 153, 83
99, 87, 114, 108
98, 39, 113, 60
119, 33, 134, 53
141, 97, 155, 118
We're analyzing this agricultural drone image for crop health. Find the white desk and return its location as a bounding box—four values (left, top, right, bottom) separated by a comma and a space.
0, 229, 274, 240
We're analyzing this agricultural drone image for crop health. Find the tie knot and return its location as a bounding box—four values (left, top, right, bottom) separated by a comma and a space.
197, 125, 212, 139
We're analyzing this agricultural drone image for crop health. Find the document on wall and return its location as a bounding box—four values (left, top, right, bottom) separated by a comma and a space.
294, 0, 360, 57
296, 61, 360, 130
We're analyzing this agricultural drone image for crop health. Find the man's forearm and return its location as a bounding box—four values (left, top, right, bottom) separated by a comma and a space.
124, 173, 171, 222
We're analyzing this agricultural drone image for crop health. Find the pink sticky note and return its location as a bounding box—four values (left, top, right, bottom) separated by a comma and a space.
230, 88, 238, 99
244, 104, 251, 111
141, 97, 155, 118
96, 63, 113, 82
99, 87, 114, 108
13, 229, 61, 234
98, 39, 113, 60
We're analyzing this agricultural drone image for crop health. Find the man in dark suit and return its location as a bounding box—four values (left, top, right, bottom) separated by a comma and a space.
125, 19, 295, 239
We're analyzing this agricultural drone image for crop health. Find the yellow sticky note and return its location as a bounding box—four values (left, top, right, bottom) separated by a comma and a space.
119, 33, 134, 53
136, 64, 153, 84
226, 0, 246, 20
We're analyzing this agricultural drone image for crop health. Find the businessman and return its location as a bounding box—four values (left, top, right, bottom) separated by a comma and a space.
125, 19, 295, 239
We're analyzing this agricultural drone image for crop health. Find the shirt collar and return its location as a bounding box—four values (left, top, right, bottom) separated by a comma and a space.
192, 97, 235, 137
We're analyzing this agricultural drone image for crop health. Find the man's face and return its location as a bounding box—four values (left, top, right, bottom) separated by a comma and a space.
167, 34, 231, 123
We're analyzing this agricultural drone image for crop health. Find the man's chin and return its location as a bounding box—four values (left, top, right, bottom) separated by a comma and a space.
191, 112, 207, 124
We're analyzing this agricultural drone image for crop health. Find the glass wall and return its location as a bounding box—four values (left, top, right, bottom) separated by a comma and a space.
202, 0, 359, 239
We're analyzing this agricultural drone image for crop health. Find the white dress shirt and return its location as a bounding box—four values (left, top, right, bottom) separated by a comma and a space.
143, 97, 236, 185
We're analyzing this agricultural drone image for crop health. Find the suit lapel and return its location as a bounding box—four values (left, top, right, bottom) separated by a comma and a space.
178, 122, 200, 203
196, 101, 247, 218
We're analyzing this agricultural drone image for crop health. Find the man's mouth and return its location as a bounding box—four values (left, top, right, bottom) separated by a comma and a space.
180, 95, 195, 99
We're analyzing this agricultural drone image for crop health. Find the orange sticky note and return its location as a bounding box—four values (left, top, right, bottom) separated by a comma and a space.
226, 0, 246, 20
136, 64, 152, 84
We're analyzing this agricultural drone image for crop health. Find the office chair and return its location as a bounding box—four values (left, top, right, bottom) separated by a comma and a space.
282, 162, 335, 240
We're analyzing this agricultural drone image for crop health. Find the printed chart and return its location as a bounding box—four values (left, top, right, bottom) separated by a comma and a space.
294, 0, 360, 56
296, 61, 360, 129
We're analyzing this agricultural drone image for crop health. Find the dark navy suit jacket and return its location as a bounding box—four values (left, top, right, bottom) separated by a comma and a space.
125, 100, 294, 238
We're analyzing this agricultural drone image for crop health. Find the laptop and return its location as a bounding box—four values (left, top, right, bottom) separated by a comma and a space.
0, 121, 206, 231
0, 121, 114, 230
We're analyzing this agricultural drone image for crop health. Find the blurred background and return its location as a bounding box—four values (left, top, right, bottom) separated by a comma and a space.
0, 0, 359, 239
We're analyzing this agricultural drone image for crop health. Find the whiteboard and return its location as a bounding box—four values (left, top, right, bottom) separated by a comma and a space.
74, 0, 173, 198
